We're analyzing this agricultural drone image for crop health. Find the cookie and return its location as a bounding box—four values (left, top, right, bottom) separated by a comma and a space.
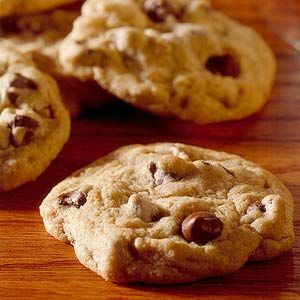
0, 3, 112, 118
0, 4, 80, 76
39, 143, 294, 284
0, 46, 70, 191
0, 0, 78, 18
59, 0, 276, 124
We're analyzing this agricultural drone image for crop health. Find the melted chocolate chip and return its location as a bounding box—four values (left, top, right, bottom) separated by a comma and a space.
57, 190, 87, 209
181, 211, 223, 244
205, 54, 240, 78
9, 129, 33, 147
10, 73, 38, 90
148, 162, 157, 177
10, 115, 38, 129
8, 115, 38, 147
21, 131, 34, 146
8, 92, 18, 105
144, 0, 181, 23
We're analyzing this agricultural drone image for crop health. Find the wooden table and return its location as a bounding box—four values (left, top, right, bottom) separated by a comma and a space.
1, 1, 299, 299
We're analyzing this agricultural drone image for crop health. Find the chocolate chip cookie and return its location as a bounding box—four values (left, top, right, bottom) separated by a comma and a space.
0, 3, 113, 118
59, 0, 276, 124
0, 46, 70, 191
39, 143, 294, 283
0, 0, 78, 18
0, 4, 80, 76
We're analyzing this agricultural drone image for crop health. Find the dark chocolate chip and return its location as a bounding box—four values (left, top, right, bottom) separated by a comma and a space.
181, 211, 223, 244
0, 17, 19, 35
10, 115, 38, 129
143, 0, 181, 23
21, 130, 34, 146
205, 54, 240, 78
57, 190, 87, 209
248, 201, 266, 213
166, 172, 183, 180
8, 92, 18, 105
10, 73, 38, 90
9, 129, 33, 147
148, 162, 157, 177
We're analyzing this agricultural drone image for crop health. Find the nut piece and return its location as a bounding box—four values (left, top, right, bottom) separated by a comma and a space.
181, 211, 223, 244
57, 190, 88, 209
10, 73, 38, 90
205, 54, 240, 78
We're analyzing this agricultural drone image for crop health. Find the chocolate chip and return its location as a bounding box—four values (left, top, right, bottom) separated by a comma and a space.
0, 17, 19, 35
21, 130, 34, 146
148, 162, 182, 185
9, 129, 33, 147
10, 115, 38, 129
10, 73, 38, 90
148, 162, 157, 176
143, 0, 181, 23
181, 211, 223, 244
166, 172, 183, 180
248, 201, 266, 213
57, 190, 87, 209
205, 54, 240, 78
8, 92, 18, 105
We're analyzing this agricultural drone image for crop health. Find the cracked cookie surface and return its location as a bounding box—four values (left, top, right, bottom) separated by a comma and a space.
39, 143, 294, 283
59, 0, 276, 124
0, 46, 70, 191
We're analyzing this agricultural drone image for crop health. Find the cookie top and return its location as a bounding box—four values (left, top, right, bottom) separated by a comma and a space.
0, 0, 78, 18
0, 46, 70, 191
0, 5, 80, 76
39, 143, 294, 284
59, 0, 276, 124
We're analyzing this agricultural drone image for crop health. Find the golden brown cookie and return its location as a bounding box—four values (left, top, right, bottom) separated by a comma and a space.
40, 143, 294, 283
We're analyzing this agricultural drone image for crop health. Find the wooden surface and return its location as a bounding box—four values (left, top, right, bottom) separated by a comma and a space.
1, 1, 300, 299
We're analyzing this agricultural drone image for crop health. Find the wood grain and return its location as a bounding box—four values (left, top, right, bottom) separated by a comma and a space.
0, 0, 300, 299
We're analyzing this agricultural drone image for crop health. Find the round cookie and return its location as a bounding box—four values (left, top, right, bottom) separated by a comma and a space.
39, 143, 294, 284
0, 3, 113, 118
0, 0, 79, 18
0, 46, 70, 191
59, 0, 276, 124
